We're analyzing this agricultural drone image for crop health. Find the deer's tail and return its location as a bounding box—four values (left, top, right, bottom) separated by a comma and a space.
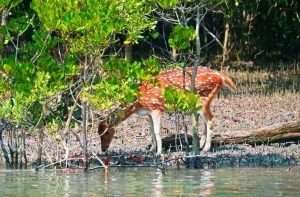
221, 73, 237, 91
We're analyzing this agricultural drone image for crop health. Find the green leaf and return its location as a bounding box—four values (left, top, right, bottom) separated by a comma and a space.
163, 87, 202, 113
168, 25, 195, 50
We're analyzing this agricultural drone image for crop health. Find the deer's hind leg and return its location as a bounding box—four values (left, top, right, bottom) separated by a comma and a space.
198, 109, 213, 152
202, 119, 213, 152
148, 110, 162, 155
198, 111, 207, 149
200, 85, 220, 152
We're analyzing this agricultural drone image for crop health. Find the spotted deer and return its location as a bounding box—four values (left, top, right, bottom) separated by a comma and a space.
98, 66, 236, 155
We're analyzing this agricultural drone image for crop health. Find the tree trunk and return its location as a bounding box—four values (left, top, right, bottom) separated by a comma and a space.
191, 113, 200, 155
82, 102, 89, 171
190, 6, 201, 155
191, 6, 201, 90
21, 129, 27, 168
221, 23, 229, 71
0, 129, 12, 167
13, 129, 18, 168
171, 48, 177, 61
7, 129, 18, 168
36, 129, 44, 166
82, 55, 89, 171
124, 44, 132, 61
0, 9, 8, 57
61, 105, 76, 168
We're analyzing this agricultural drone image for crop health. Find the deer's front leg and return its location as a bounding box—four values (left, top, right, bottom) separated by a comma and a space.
202, 120, 213, 152
198, 111, 207, 149
149, 110, 162, 155
198, 112, 213, 152
200, 87, 219, 152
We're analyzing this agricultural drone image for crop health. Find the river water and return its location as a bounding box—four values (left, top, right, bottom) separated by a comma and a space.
0, 167, 299, 196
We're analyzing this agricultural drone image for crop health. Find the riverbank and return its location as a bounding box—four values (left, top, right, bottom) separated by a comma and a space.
93, 143, 300, 169
18, 92, 300, 169
1, 68, 300, 169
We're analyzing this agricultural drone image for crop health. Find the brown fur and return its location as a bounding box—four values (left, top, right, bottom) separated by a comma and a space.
99, 66, 236, 152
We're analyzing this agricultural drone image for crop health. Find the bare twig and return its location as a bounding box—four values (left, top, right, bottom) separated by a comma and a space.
35, 157, 84, 170
31, 33, 51, 63
91, 152, 108, 169
201, 24, 223, 48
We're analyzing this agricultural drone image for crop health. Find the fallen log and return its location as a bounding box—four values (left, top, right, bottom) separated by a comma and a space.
213, 120, 300, 145
162, 120, 300, 149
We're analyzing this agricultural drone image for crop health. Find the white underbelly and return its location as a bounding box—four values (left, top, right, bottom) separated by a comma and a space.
136, 108, 151, 116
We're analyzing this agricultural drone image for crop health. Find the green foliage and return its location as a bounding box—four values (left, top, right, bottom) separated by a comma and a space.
0, 75, 9, 98
140, 56, 161, 80
0, 0, 22, 11
32, 0, 118, 53
5, 15, 29, 34
164, 87, 202, 113
45, 119, 61, 138
0, 0, 298, 130
155, 0, 180, 9
82, 57, 161, 109
32, 0, 157, 53
1, 0, 161, 129
0, 26, 77, 125
120, 0, 157, 44
168, 25, 195, 50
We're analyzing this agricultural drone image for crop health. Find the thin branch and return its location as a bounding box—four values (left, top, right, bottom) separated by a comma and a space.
17, 15, 35, 37
70, 129, 84, 150
201, 24, 223, 49
62, 105, 76, 136
69, 84, 83, 109
35, 157, 85, 170
30, 33, 51, 63
91, 152, 108, 169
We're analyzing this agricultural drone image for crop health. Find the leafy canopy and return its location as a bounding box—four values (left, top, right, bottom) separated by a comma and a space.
32, 0, 157, 53
0, 0, 22, 11
0, 29, 77, 124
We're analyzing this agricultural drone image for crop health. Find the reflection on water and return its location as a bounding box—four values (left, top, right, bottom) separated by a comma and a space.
0, 167, 300, 196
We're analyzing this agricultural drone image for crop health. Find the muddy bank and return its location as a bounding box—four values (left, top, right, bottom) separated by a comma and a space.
97, 143, 300, 169
1, 93, 300, 169
184, 143, 300, 169
31, 143, 300, 170
101, 93, 300, 169
108, 93, 300, 150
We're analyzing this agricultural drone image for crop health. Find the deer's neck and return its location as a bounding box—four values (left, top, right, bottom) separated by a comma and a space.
98, 103, 140, 152
102, 103, 139, 128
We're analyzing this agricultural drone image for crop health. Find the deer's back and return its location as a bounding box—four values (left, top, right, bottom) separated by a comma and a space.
137, 67, 223, 111
157, 67, 223, 97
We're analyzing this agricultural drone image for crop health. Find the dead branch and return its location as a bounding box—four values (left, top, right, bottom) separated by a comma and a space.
213, 120, 300, 145
162, 121, 300, 149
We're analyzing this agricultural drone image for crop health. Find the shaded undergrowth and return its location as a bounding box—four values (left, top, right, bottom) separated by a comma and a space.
223, 64, 300, 97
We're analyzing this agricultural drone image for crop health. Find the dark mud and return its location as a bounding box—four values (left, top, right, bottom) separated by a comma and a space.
96, 143, 300, 170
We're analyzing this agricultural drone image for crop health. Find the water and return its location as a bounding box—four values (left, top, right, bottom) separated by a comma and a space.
0, 167, 299, 196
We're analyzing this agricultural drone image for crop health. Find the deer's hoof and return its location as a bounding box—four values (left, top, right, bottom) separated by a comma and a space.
201, 144, 211, 153
199, 136, 206, 149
